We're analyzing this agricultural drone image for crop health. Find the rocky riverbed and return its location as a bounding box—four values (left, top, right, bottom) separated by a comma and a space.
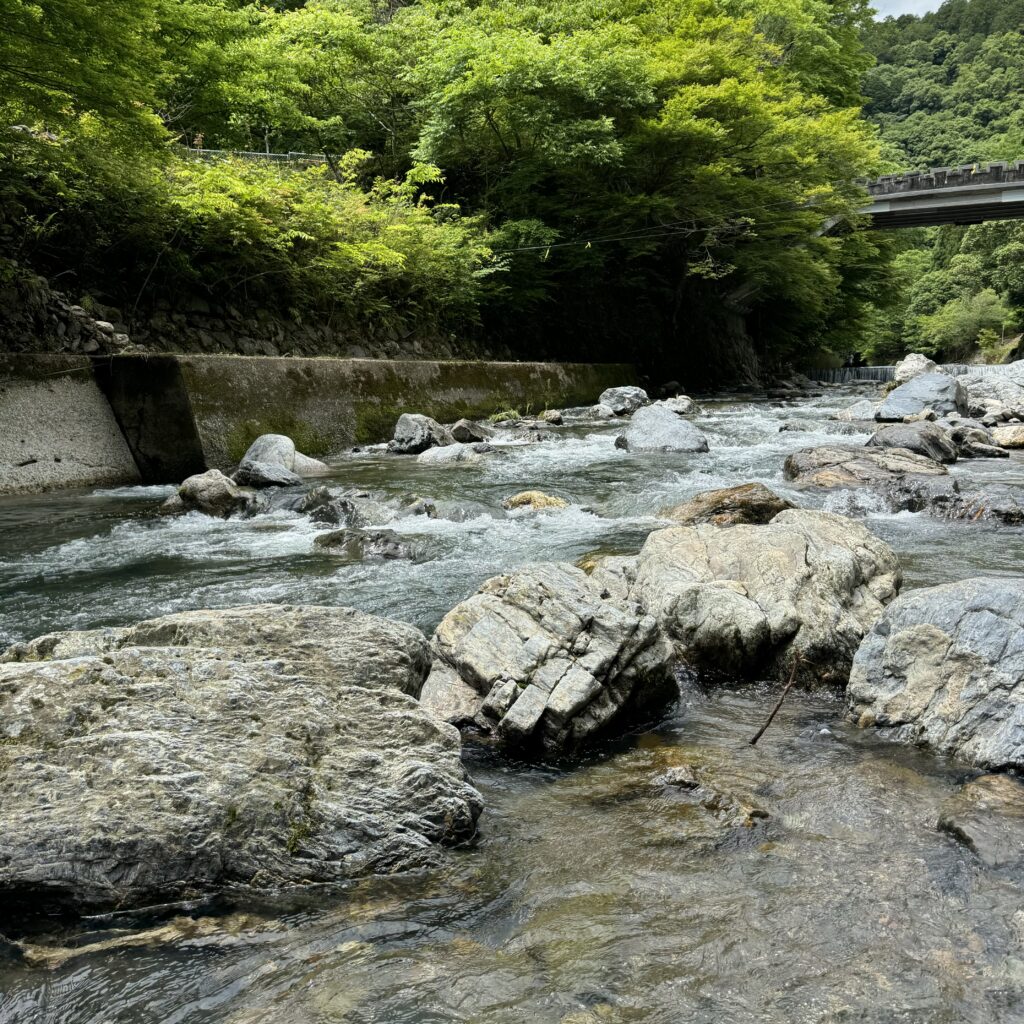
0, 372, 1023, 1022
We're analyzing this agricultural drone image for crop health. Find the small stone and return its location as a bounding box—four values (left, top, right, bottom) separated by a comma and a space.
502, 490, 570, 511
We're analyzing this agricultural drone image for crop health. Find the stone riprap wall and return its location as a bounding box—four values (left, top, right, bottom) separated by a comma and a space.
0, 354, 635, 491
0, 355, 141, 493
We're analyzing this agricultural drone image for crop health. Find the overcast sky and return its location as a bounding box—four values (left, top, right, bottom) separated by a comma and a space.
873, 0, 937, 15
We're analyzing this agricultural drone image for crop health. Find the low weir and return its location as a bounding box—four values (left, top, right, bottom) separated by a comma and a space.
808, 362, 1007, 384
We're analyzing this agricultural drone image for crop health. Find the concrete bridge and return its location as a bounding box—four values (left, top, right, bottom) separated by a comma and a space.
859, 161, 1024, 229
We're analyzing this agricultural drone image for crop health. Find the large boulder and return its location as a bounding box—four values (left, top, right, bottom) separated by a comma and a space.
848, 578, 1024, 770
960, 362, 1024, 418
449, 419, 493, 444
0, 606, 481, 915
599, 386, 649, 416
662, 483, 795, 527
388, 414, 453, 455
783, 445, 948, 488
630, 510, 901, 684
240, 434, 329, 477
178, 469, 256, 518
622, 405, 710, 453
893, 353, 939, 385
424, 564, 677, 754
652, 395, 699, 416
233, 460, 302, 488
866, 422, 958, 464
876, 372, 967, 421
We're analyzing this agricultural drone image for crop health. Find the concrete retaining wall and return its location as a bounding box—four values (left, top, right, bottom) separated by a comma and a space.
0, 355, 141, 494
1, 354, 635, 490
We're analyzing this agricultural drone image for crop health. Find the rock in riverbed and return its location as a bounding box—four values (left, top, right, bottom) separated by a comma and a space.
631, 509, 901, 684
876, 372, 968, 421
992, 425, 1024, 449
424, 564, 677, 754
848, 578, 1024, 770
622, 405, 710, 453
239, 433, 329, 477
866, 422, 958, 464
503, 490, 569, 511
177, 468, 259, 518
893, 353, 939, 385
661, 483, 794, 527
0, 606, 481, 915
783, 444, 948, 489
389, 414, 453, 455
313, 527, 418, 561
599, 386, 649, 415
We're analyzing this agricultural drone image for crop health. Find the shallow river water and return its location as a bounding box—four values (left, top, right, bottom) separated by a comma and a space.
1, 388, 1023, 1023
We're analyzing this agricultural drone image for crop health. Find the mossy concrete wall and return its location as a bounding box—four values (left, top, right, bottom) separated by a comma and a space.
0, 354, 141, 494
99, 355, 635, 479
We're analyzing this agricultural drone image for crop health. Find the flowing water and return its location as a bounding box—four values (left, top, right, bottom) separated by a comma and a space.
1, 388, 1023, 1023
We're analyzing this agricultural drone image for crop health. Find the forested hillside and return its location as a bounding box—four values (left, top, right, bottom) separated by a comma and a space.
860, 0, 1024, 363
0, 0, 885, 380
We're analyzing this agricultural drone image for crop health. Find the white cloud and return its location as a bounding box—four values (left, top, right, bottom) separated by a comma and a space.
872, 0, 937, 15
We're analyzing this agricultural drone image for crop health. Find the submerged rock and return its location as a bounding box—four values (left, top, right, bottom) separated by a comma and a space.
866, 422, 958, 464
388, 414, 453, 455
656, 764, 769, 828
313, 527, 417, 561
938, 774, 1024, 870
848, 578, 1024, 770
178, 469, 257, 518
876, 372, 967, 421
623, 405, 710, 453
503, 490, 569, 511
661, 483, 795, 527
599, 386, 649, 415
417, 442, 493, 465
0, 606, 480, 915
631, 509, 901, 684
426, 564, 677, 754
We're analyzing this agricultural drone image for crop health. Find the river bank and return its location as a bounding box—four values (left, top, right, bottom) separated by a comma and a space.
0, 376, 1022, 1022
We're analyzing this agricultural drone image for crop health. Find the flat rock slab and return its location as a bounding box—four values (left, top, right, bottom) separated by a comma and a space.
876, 372, 967, 421
783, 445, 948, 489
938, 774, 1024, 870
848, 578, 1024, 770
0, 606, 481, 916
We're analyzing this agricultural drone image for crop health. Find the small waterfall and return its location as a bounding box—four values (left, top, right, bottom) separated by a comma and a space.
806, 362, 1009, 384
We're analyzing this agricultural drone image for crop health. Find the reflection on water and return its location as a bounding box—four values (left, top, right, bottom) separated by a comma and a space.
1, 389, 1023, 1022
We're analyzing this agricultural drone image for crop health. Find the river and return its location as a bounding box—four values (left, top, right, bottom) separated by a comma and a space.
1, 387, 1022, 1022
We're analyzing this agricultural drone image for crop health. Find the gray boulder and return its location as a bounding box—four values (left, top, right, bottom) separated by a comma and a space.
450, 419, 493, 444
240, 434, 329, 477
848, 578, 1024, 769
0, 606, 481, 914
866, 422, 958, 464
992, 425, 1024, 449
388, 414, 453, 455
623, 405, 710, 453
425, 564, 677, 754
662, 483, 795, 527
947, 424, 1009, 459
960, 361, 1024, 418
893, 353, 938, 385
233, 460, 303, 488
653, 395, 699, 416
630, 509, 901, 684
876, 372, 967, 421
599, 386, 649, 415
178, 469, 256, 518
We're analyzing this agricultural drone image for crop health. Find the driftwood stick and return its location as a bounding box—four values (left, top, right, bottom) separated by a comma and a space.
748, 659, 801, 747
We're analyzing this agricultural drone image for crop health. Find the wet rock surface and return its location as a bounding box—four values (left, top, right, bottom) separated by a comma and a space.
937, 774, 1024, 870
426, 564, 677, 754
866, 422, 958, 464
783, 444, 948, 490
313, 527, 419, 560
876, 372, 967, 421
389, 414, 454, 455
848, 578, 1024, 770
661, 482, 795, 526
622, 405, 710, 453
0, 606, 480, 916
177, 469, 258, 518
631, 510, 900, 684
